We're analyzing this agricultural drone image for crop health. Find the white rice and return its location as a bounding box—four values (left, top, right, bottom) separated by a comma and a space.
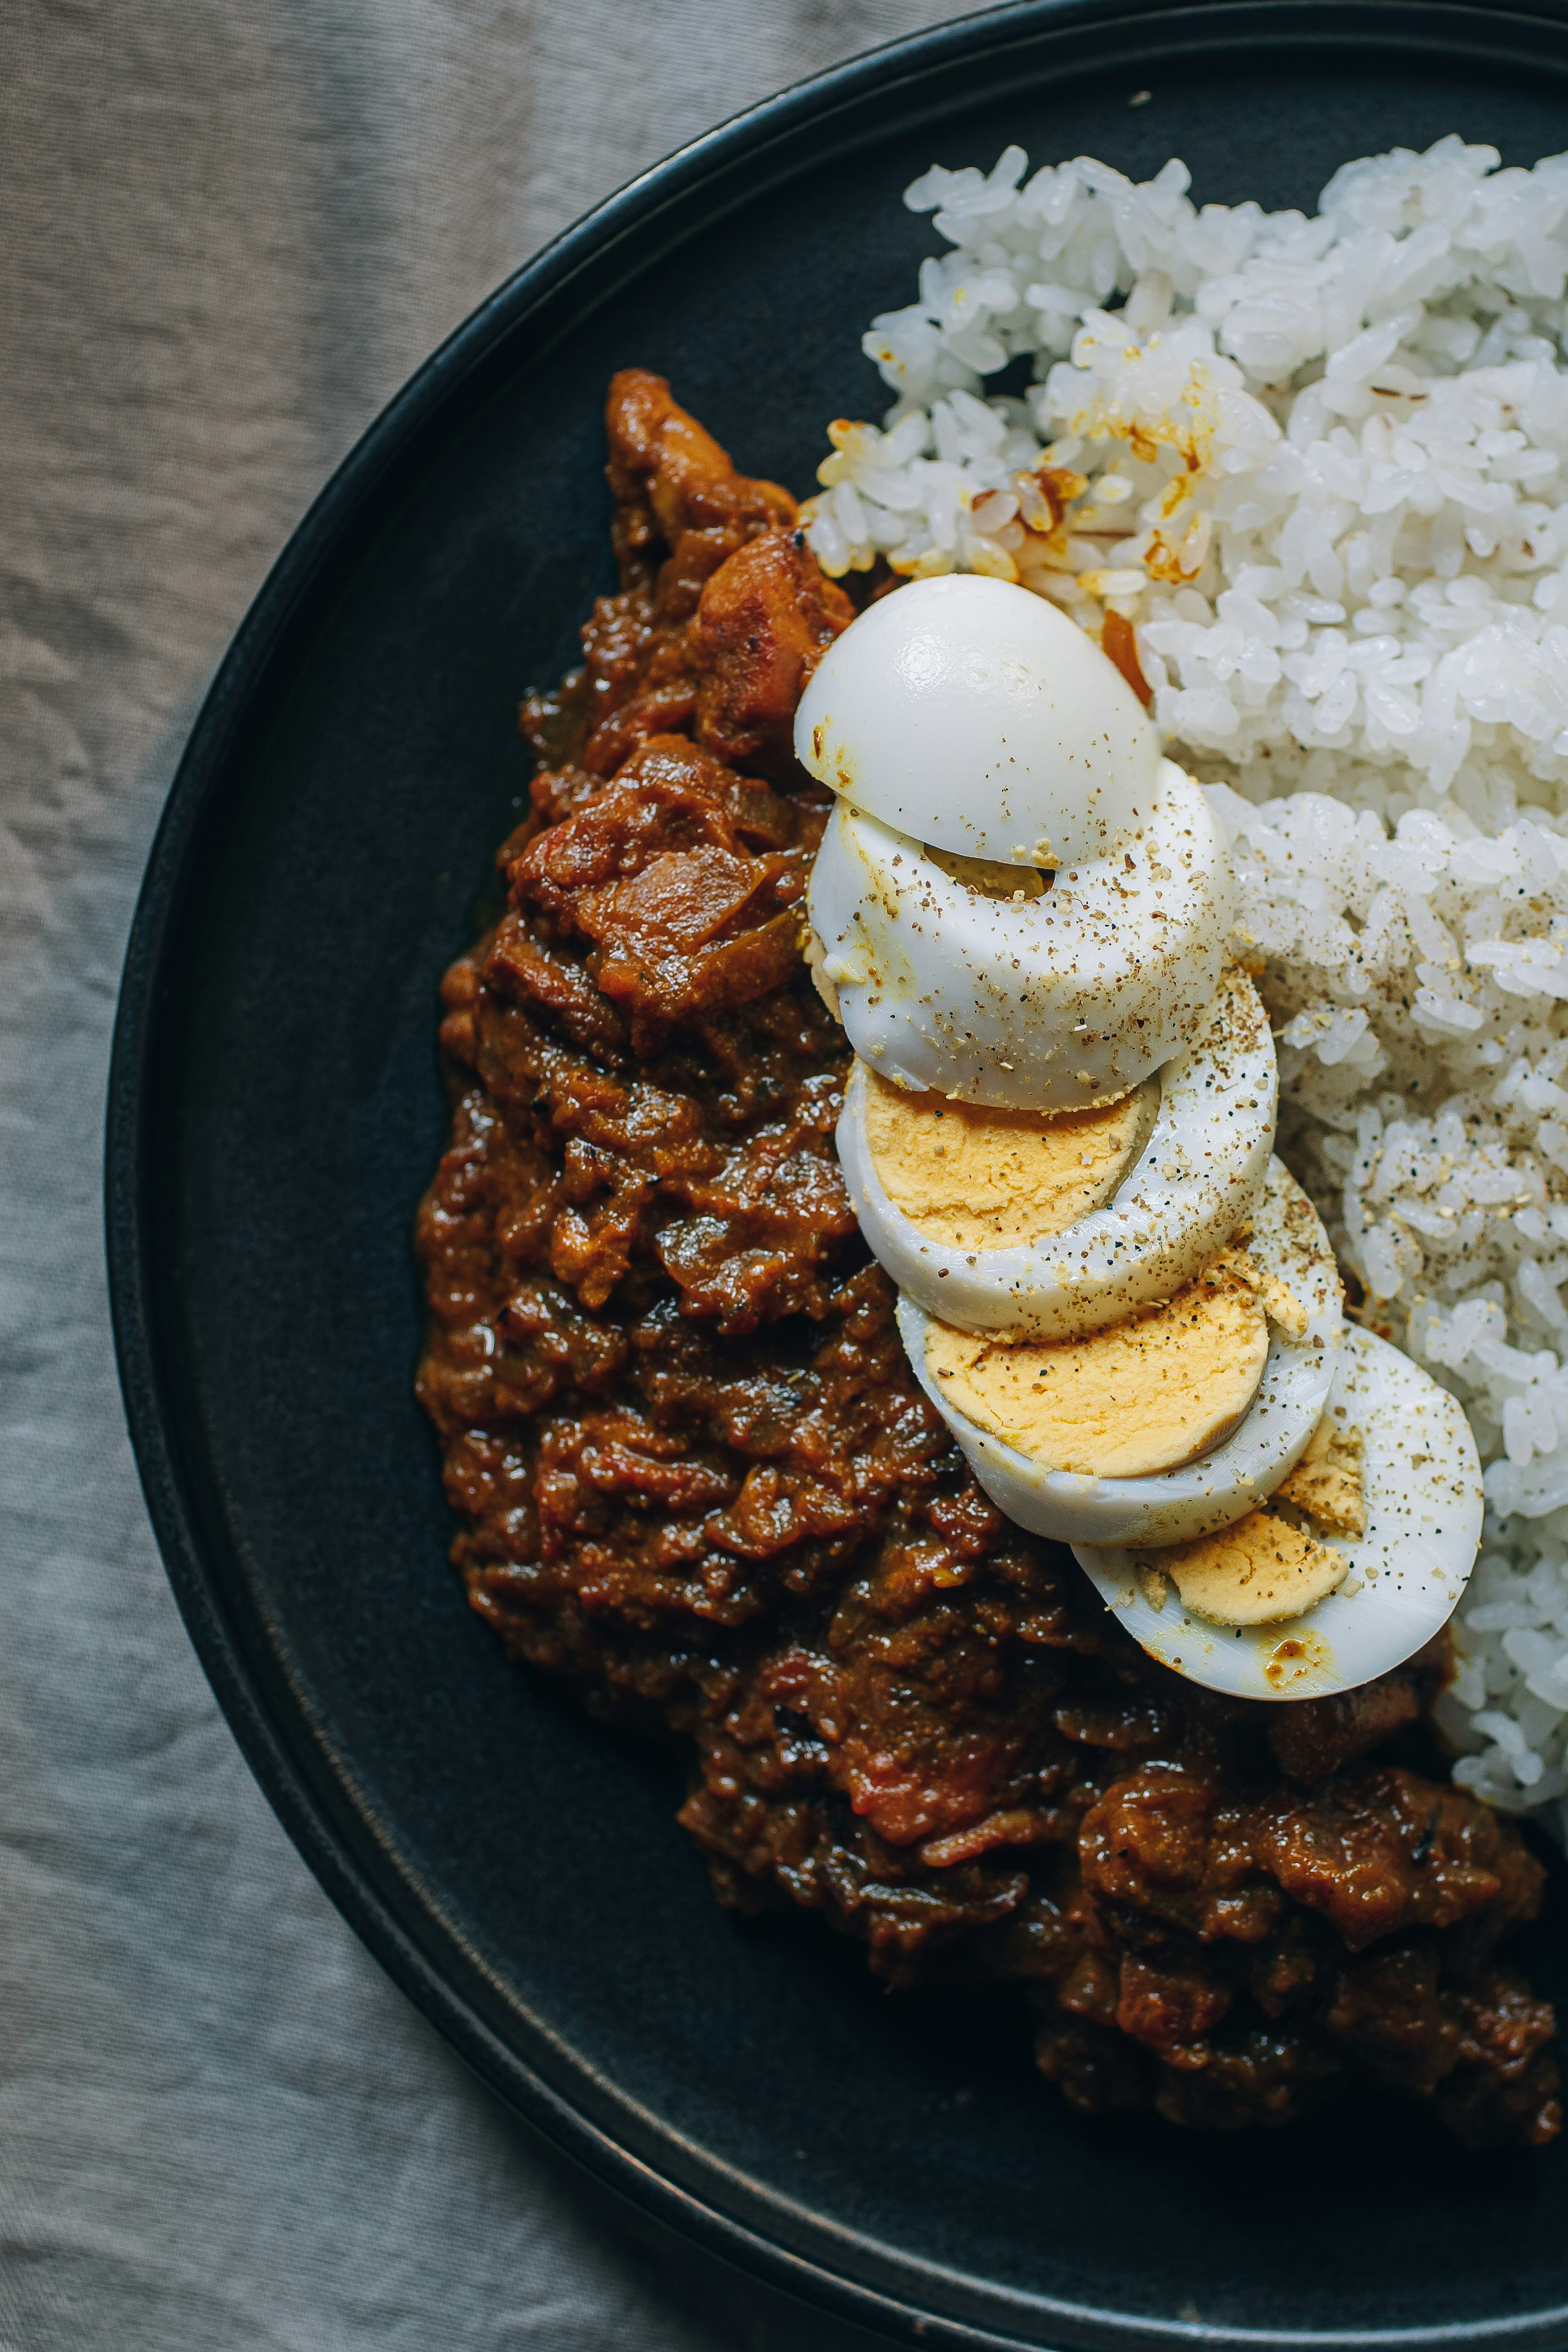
799, 135, 1568, 1831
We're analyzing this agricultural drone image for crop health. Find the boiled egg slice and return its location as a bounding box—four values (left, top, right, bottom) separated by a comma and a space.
793, 573, 1160, 869
806, 761, 1232, 1112
837, 966, 1275, 1340
1072, 1326, 1483, 1701
897, 1157, 1342, 1549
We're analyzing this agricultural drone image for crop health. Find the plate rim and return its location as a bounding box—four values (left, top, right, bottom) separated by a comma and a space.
104, 3, 1568, 2345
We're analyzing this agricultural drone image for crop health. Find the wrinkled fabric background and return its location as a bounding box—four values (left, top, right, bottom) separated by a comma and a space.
0, 4, 991, 2344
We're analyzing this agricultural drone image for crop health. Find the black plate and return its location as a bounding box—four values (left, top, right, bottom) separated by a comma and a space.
107, 4, 1568, 2344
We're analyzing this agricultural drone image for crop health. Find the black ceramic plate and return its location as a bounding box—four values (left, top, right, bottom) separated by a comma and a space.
108, 4, 1568, 2345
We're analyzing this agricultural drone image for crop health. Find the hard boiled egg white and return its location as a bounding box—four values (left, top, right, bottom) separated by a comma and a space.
794, 574, 1160, 869
1071, 1326, 1483, 1700
896, 1157, 1342, 1548
806, 762, 1232, 1111
837, 966, 1276, 1340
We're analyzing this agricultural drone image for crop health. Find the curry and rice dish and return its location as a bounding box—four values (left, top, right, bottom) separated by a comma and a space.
418, 137, 1568, 2145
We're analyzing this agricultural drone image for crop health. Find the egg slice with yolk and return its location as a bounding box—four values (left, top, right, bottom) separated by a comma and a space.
793, 573, 1160, 869
1145, 1510, 1351, 1627
859, 1068, 1161, 1253
1071, 1325, 1483, 1700
806, 761, 1231, 1112
925, 1249, 1271, 1480
837, 966, 1275, 1341
897, 1157, 1341, 1548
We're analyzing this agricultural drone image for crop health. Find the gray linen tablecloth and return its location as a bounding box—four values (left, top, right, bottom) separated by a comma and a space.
0, 4, 990, 2343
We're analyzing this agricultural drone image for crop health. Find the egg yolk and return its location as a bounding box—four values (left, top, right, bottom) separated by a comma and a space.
1136, 1507, 1350, 1627
925, 1253, 1269, 1478
864, 1067, 1160, 1253
1272, 1411, 1365, 1536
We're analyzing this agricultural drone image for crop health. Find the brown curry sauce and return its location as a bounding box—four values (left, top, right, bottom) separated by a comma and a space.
415, 370, 1561, 2145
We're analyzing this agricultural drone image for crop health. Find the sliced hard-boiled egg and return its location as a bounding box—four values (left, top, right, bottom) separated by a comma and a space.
924, 1251, 1273, 1479
897, 1157, 1342, 1548
1071, 1325, 1483, 1700
857, 1066, 1163, 1253
793, 574, 1160, 869
837, 966, 1276, 1339
806, 762, 1232, 1111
